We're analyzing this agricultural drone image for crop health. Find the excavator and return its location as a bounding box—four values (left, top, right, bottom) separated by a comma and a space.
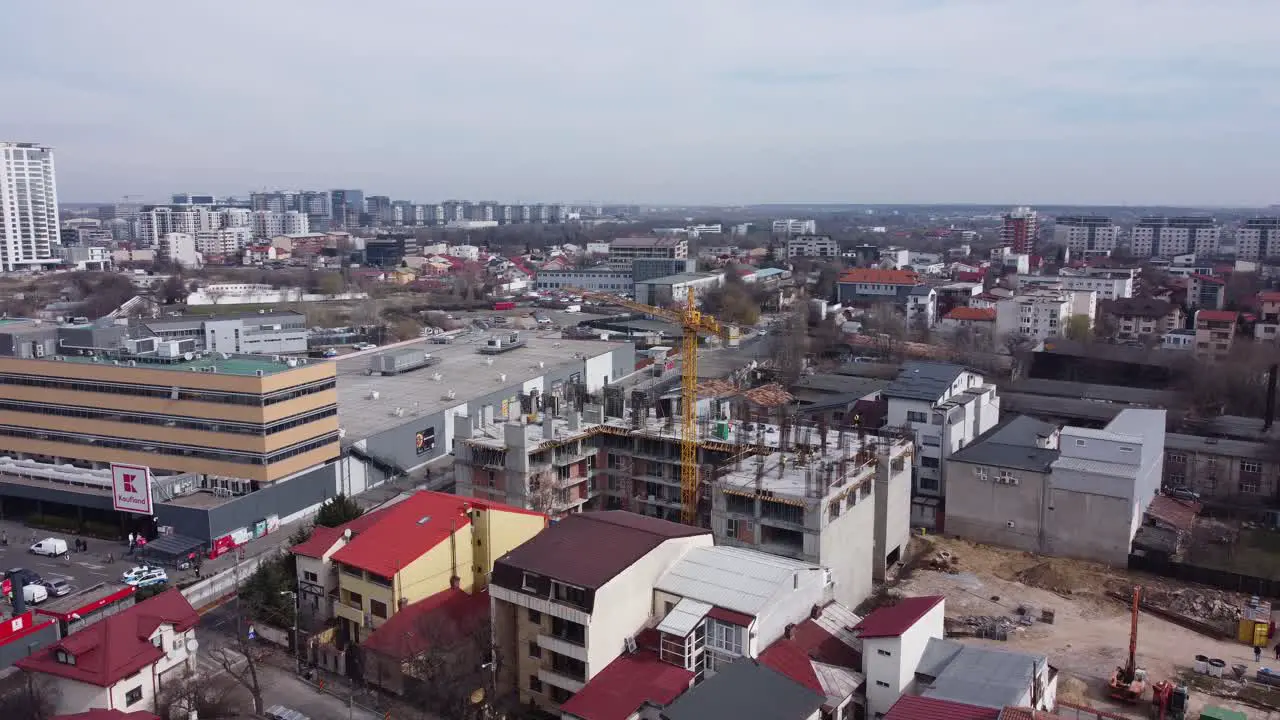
1109, 585, 1149, 703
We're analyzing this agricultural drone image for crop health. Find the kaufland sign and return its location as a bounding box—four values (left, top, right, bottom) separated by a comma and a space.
111, 463, 153, 515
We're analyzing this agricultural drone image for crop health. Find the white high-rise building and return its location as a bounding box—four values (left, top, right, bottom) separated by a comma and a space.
1130, 216, 1220, 258
771, 218, 817, 235
0, 142, 61, 271
250, 210, 310, 238
1053, 216, 1119, 257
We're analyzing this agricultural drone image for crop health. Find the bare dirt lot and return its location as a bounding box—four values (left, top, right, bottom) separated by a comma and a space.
896, 535, 1280, 718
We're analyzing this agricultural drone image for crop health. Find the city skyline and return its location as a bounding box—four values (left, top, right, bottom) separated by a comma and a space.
4, 1, 1279, 206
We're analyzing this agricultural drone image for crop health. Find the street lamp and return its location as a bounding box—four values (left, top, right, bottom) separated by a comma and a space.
279, 590, 300, 675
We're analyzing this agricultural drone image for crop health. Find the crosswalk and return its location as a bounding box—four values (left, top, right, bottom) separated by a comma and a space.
196, 646, 246, 677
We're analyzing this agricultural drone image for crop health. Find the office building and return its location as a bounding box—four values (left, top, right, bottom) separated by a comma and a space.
1130, 216, 1220, 258
1000, 207, 1038, 255
0, 142, 61, 271
364, 233, 418, 267
836, 268, 922, 306
329, 189, 365, 229
608, 237, 688, 265
536, 268, 634, 294
785, 234, 839, 258
631, 257, 697, 283
366, 195, 393, 225
1053, 215, 1118, 257
771, 219, 817, 236
1235, 217, 1280, 261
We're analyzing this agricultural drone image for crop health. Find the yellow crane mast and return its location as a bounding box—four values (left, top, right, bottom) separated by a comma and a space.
568, 287, 730, 525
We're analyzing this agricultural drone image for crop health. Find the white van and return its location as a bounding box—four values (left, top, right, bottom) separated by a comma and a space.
22, 584, 47, 605
29, 538, 67, 557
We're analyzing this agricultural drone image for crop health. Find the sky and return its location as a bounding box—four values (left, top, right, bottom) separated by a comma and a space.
4, 1, 1279, 207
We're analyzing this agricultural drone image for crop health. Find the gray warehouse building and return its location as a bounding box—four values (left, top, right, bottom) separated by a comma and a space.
138, 311, 308, 355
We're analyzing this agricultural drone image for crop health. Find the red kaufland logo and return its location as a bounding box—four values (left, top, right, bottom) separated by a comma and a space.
121, 473, 137, 494
112, 464, 152, 514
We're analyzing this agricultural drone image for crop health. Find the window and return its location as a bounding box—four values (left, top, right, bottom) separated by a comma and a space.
551, 652, 587, 681
906, 410, 928, 423
1242, 461, 1263, 474
1119, 446, 1134, 453
527, 609, 542, 624
522, 572, 539, 592
1075, 439, 1087, 447
921, 434, 940, 447
303, 571, 318, 583
1241, 476, 1262, 494
529, 675, 543, 693
552, 581, 588, 609
370, 599, 388, 619
125, 687, 143, 706
529, 641, 542, 658
551, 616, 586, 645
920, 457, 939, 469
918, 477, 939, 491
550, 686, 574, 704
1167, 452, 1186, 463
875, 680, 891, 688
829, 502, 840, 521
877, 649, 892, 657
344, 590, 362, 608
707, 619, 744, 655
974, 466, 988, 482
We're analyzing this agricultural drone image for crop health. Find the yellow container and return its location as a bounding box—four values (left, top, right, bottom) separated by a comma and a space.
1239, 618, 1259, 644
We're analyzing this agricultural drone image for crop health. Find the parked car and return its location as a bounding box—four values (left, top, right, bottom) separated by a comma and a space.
29, 538, 68, 557
7, 568, 42, 588
123, 566, 168, 588
22, 584, 47, 605
43, 579, 71, 597
1166, 487, 1200, 501
322, 348, 339, 358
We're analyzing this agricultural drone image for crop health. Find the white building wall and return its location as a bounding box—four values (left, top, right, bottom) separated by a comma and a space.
49, 678, 111, 716
819, 489, 876, 609
0, 143, 61, 271
584, 352, 615, 390
862, 602, 946, 718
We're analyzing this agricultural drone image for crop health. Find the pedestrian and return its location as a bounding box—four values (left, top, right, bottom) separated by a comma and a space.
1274, 643, 1279, 661
127, 532, 134, 548
1256, 645, 1263, 663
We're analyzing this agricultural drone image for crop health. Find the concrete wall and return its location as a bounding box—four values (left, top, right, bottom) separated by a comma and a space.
825, 484, 876, 609
753, 567, 829, 654
1043, 477, 1137, 565
945, 459, 1051, 553
874, 448, 913, 580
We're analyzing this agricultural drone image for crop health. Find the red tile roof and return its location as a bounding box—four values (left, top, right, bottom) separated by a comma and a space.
758, 639, 823, 694
1196, 309, 1238, 324
558, 649, 694, 720
839, 268, 921, 285
18, 589, 197, 687
1146, 495, 1201, 533
493, 511, 709, 591
944, 307, 996, 322
331, 491, 544, 578
362, 588, 489, 661
290, 506, 390, 559
53, 707, 162, 712
884, 695, 999, 720
954, 271, 986, 283
853, 596, 943, 638
1190, 273, 1225, 285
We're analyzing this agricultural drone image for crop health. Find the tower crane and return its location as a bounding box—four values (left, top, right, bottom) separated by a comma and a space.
567, 287, 736, 525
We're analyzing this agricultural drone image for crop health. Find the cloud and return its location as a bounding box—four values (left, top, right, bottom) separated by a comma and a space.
2, 0, 1278, 205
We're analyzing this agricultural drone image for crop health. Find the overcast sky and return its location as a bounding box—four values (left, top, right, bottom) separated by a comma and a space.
4, 1, 1278, 206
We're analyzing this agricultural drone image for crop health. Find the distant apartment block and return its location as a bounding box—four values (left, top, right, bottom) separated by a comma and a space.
157, 232, 200, 268
0, 142, 61, 271
785, 234, 839, 258
1000, 207, 1038, 255
1256, 291, 1280, 341
1235, 217, 1280, 261
1130, 216, 1220, 258
607, 237, 688, 264
1053, 215, 1119, 257
771, 219, 817, 236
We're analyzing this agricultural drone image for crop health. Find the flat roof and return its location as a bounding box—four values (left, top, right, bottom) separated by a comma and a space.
50, 353, 305, 377
337, 334, 627, 441
638, 272, 721, 285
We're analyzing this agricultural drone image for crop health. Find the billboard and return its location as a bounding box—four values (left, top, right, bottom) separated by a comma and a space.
415, 427, 436, 456
111, 463, 153, 515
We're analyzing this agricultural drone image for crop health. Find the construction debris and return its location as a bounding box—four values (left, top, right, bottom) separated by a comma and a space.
949, 615, 1020, 641
741, 382, 794, 408
930, 550, 960, 573
1139, 585, 1244, 625
1014, 562, 1078, 595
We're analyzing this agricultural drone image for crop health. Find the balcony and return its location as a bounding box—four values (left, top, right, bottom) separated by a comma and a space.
538, 634, 588, 661
538, 668, 585, 694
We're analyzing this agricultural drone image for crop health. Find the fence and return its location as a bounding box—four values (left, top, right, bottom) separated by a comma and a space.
182, 547, 287, 612
1128, 552, 1280, 597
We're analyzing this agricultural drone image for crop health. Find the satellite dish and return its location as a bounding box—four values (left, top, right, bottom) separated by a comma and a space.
185, 637, 199, 653
183, 352, 194, 361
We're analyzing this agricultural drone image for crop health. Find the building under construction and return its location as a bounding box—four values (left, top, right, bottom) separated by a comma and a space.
452, 382, 913, 608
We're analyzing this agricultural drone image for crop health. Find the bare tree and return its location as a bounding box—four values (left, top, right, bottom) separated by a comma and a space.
207, 606, 275, 715
399, 612, 498, 720
0, 674, 60, 720
155, 673, 243, 719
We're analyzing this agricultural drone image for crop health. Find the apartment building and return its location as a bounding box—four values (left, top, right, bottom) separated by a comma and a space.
1101, 297, 1184, 340
1000, 207, 1038, 255
0, 318, 339, 483
1056, 272, 1133, 301
607, 237, 688, 264
194, 227, 251, 257
946, 410, 1165, 565
1184, 273, 1226, 310
0, 142, 61, 271
1163, 433, 1278, 505
16, 589, 199, 716
1130, 216, 1220, 258
298, 491, 544, 650
710, 431, 914, 609
995, 289, 1094, 343
489, 512, 712, 712
1256, 291, 1280, 341
882, 362, 1000, 530
772, 219, 817, 236
1235, 217, 1280, 261
156, 232, 199, 268
1053, 215, 1119, 257
786, 234, 839, 258
251, 210, 309, 238
1194, 309, 1238, 360
906, 286, 937, 329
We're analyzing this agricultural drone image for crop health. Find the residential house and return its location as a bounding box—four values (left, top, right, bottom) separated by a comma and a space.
836, 269, 922, 307
324, 491, 545, 646
659, 659, 826, 720
854, 596, 946, 719
1193, 309, 1238, 360
908, 639, 1057, 713
1101, 298, 1184, 341
938, 307, 996, 343
759, 603, 865, 720
1255, 291, 1280, 341
489, 512, 712, 713
359, 586, 491, 695
946, 411, 1165, 565
16, 590, 198, 716
291, 508, 389, 626
1185, 274, 1226, 310
882, 363, 1000, 530
906, 286, 937, 329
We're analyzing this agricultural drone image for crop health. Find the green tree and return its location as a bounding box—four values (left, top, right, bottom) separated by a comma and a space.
238, 558, 296, 627
1064, 314, 1092, 341
316, 494, 365, 528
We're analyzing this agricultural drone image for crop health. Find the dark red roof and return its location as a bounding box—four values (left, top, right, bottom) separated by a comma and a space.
494, 511, 709, 590
53, 707, 162, 712
290, 506, 390, 559
1196, 309, 1238, 323
853, 596, 943, 638
707, 606, 754, 627
362, 588, 489, 661
758, 640, 823, 694
331, 491, 544, 577
788, 614, 862, 669
558, 649, 694, 720
1147, 495, 1201, 533
1190, 273, 1225, 285
18, 589, 197, 687
884, 695, 999, 720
